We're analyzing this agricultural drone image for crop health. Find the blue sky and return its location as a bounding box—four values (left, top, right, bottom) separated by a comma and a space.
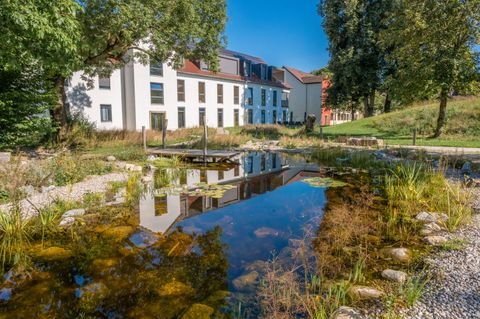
225, 0, 329, 73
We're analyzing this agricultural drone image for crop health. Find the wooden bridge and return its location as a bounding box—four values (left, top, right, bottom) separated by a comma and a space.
146, 148, 241, 163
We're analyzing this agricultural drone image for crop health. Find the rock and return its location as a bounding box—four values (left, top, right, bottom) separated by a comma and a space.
41, 185, 56, 193
59, 216, 75, 227
461, 162, 472, 175
424, 235, 448, 246
35, 247, 73, 261
0, 152, 11, 163
106, 155, 117, 162
254, 227, 280, 238
347, 137, 384, 147
245, 260, 269, 275
147, 155, 157, 162
332, 306, 365, 319
382, 269, 408, 283
232, 271, 259, 291
420, 222, 443, 235
125, 163, 143, 172
142, 175, 154, 183
158, 281, 194, 297
20, 185, 35, 196
416, 212, 448, 223
349, 286, 384, 300
102, 226, 135, 242
385, 248, 412, 263
181, 303, 214, 319
63, 208, 86, 218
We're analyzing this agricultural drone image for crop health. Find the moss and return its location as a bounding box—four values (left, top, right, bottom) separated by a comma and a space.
181, 303, 214, 319
101, 226, 134, 242
33, 246, 73, 261
157, 281, 195, 297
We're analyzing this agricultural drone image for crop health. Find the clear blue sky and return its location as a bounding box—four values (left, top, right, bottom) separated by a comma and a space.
225, 0, 329, 72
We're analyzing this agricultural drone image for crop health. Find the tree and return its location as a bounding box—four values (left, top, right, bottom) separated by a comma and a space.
382, 0, 480, 137
319, 0, 393, 117
1, 0, 227, 138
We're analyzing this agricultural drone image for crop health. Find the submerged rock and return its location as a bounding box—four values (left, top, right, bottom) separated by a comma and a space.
332, 306, 365, 319
102, 226, 135, 242
232, 271, 259, 292
35, 247, 73, 261
349, 286, 384, 300
424, 235, 448, 246
384, 248, 412, 263
254, 227, 280, 238
181, 303, 214, 319
158, 281, 195, 297
381, 269, 408, 283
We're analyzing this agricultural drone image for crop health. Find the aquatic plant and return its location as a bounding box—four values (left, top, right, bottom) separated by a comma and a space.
399, 273, 430, 307
125, 173, 144, 205
0, 206, 31, 270
302, 177, 349, 188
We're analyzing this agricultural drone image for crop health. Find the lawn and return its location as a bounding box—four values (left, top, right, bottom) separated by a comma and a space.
321, 97, 480, 148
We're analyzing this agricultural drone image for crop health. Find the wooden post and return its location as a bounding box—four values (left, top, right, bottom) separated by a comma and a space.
203, 115, 208, 163
142, 126, 147, 152
162, 118, 168, 149
413, 127, 417, 146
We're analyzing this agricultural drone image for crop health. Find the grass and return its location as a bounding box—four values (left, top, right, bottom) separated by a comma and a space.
321, 97, 480, 148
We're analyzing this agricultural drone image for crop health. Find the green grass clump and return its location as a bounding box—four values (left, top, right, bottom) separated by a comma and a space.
0, 206, 31, 271
50, 155, 113, 186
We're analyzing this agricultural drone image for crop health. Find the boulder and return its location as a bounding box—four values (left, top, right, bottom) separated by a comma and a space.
59, 216, 75, 227
424, 235, 448, 246
381, 269, 408, 283
232, 271, 259, 292
106, 155, 117, 162
415, 212, 448, 223
332, 306, 365, 319
181, 303, 214, 319
420, 222, 442, 236
385, 248, 412, 263
349, 286, 384, 300
20, 185, 35, 196
347, 137, 384, 147
63, 208, 86, 218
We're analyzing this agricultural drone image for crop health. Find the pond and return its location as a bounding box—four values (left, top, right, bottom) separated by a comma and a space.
0, 151, 358, 318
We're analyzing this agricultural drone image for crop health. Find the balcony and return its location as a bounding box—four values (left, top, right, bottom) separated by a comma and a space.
281, 99, 289, 108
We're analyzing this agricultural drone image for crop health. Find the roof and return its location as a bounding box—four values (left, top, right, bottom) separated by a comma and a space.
284, 66, 323, 84
220, 49, 265, 64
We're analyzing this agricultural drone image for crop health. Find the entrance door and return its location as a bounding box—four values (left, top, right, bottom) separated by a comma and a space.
150, 112, 166, 131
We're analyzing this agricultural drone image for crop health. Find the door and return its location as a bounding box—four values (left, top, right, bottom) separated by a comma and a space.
150, 112, 166, 131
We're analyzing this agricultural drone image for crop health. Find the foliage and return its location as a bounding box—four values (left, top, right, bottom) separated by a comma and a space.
302, 177, 349, 188
0, 206, 31, 271
381, 0, 480, 137
50, 155, 113, 186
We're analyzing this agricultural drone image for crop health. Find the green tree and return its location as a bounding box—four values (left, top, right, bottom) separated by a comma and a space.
1, 0, 227, 139
319, 0, 393, 117
382, 0, 480, 137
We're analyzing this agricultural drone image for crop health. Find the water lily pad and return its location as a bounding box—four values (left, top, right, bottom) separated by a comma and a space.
302, 177, 349, 188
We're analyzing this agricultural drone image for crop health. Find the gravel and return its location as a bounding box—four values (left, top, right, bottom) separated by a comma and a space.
404, 188, 480, 319
0, 172, 129, 217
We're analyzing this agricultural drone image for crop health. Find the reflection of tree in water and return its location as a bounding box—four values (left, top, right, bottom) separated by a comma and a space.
0, 226, 229, 318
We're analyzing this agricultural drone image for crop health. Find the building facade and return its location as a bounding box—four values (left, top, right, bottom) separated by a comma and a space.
67, 49, 291, 131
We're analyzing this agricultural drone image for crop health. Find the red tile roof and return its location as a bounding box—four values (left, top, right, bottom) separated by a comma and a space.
284, 66, 323, 84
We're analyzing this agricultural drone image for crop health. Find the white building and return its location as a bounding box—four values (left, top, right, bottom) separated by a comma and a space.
67, 49, 291, 131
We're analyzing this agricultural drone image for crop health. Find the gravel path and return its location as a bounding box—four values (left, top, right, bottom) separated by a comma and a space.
0, 172, 129, 217
404, 189, 480, 319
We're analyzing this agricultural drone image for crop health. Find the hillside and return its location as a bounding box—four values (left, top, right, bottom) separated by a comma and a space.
322, 97, 480, 148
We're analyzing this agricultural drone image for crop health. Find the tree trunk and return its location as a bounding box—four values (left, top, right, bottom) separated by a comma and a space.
351, 105, 355, 122
363, 92, 375, 118
384, 92, 392, 113
369, 90, 375, 116
51, 75, 68, 140
363, 94, 370, 117
433, 89, 448, 138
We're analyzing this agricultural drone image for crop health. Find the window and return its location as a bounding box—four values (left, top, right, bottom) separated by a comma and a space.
98, 76, 110, 90
261, 154, 266, 171
217, 108, 224, 128
234, 86, 240, 104
100, 104, 112, 122
234, 109, 239, 127
218, 170, 224, 180
272, 110, 277, 123
261, 89, 266, 106
198, 82, 206, 103
273, 91, 277, 106
150, 61, 163, 76
177, 80, 185, 102
272, 154, 277, 169
199, 108, 206, 126
247, 87, 253, 105
217, 84, 223, 104
178, 107, 185, 128
282, 110, 287, 123
261, 110, 266, 124
247, 109, 253, 124
150, 83, 164, 104
247, 156, 254, 174
150, 112, 165, 131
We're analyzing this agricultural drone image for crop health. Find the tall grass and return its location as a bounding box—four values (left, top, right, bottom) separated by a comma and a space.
0, 206, 31, 271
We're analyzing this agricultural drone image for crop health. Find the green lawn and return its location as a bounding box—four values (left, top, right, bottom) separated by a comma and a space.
321, 97, 480, 148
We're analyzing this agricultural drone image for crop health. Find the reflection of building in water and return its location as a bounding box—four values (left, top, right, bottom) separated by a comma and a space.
139, 152, 316, 233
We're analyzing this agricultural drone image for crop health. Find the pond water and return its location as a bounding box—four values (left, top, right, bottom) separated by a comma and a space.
0, 152, 353, 318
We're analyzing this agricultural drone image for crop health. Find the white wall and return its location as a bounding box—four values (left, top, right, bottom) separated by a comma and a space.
284, 70, 323, 123
67, 70, 124, 130
243, 83, 285, 124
